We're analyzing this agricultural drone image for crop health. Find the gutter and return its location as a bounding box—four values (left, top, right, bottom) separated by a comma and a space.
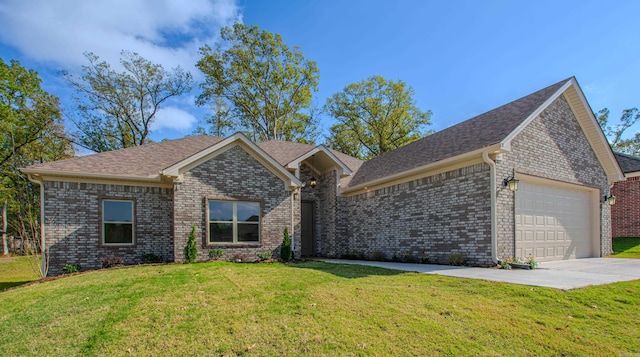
342, 144, 502, 195
290, 188, 297, 255
21, 168, 164, 184
481, 152, 499, 264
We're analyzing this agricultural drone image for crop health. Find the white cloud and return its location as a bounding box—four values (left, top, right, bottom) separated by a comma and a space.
0, 0, 242, 73
151, 106, 197, 132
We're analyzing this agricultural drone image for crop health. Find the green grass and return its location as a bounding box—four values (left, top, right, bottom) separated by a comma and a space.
1, 261, 639, 356
612, 237, 640, 258
0, 255, 40, 291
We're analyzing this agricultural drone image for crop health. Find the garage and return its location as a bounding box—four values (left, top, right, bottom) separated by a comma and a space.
515, 180, 597, 261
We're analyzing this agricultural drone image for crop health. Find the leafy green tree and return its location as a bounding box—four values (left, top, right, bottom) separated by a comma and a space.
196, 23, 320, 143
1, 58, 73, 276
324, 75, 432, 159
65, 51, 193, 152
597, 107, 639, 156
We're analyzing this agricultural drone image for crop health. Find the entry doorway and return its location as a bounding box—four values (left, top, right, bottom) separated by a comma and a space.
301, 201, 315, 257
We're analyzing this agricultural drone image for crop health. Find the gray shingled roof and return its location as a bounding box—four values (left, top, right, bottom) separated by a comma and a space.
345, 78, 572, 189
24, 135, 223, 178
256, 140, 315, 166
614, 152, 640, 174
23, 135, 364, 180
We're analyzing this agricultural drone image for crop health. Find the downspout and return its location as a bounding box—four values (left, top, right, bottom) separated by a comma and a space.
27, 174, 46, 276
290, 187, 297, 256
481, 152, 499, 264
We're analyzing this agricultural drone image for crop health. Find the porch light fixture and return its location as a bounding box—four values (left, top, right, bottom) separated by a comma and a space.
503, 169, 519, 192
604, 194, 616, 205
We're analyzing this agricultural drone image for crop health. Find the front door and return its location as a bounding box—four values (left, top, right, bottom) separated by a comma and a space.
301, 201, 315, 257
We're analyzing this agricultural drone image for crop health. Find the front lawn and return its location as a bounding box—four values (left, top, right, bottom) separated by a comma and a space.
0, 255, 40, 291
612, 237, 640, 258
0, 261, 638, 356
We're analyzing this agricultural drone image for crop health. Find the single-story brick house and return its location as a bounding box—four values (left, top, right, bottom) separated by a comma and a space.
611, 152, 640, 237
22, 77, 624, 275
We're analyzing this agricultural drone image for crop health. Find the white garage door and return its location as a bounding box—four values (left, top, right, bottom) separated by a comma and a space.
515, 181, 594, 261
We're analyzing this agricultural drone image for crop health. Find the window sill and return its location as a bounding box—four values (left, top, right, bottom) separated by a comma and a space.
206, 243, 262, 248
101, 243, 135, 247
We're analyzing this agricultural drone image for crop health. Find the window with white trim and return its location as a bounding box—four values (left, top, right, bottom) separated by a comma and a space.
208, 200, 260, 244
102, 199, 134, 245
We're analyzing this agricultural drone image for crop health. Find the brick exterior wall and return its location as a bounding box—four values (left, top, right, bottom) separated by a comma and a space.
339, 163, 493, 266
611, 176, 640, 237
43, 181, 174, 276
173, 145, 298, 263
495, 95, 612, 259
299, 164, 339, 256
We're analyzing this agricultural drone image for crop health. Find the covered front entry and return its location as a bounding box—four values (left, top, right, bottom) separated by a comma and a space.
301, 201, 315, 257
515, 180, 598, 262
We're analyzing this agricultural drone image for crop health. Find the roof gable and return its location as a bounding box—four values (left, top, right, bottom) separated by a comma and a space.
257, 140, 362, 175
502, 77, 623, 183
285, 145, 352, 175
162, 133, 302, 188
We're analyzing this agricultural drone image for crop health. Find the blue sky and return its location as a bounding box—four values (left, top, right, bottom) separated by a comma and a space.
1, 0, 638, 145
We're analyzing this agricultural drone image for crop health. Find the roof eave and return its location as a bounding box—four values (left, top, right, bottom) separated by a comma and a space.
342, 144, 502, 195
20, 167, 163, 183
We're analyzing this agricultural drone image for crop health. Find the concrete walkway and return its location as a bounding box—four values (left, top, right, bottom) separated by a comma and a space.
316, 258, 640, 290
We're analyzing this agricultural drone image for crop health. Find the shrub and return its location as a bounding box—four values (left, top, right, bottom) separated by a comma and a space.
448, 253, 465, 266
525, 255, 538, 269
184, 225, 198, 263
101, 256, 124, 268
499, 260, 512, 270
420, 252, 430, 264
390, 253, 401, 262
208, 248, 225, 260
62, 263, 81, 274
257, 251, 273, 261
371, 250, 385, 261
141, 253, 163, 264
280, 226, 291, 261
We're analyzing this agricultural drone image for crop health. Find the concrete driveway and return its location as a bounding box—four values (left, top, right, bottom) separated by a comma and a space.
316, 258, 640, 290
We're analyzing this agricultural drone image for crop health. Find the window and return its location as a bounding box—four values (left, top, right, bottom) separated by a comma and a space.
208, 200, 260, 244
102, 199, 134, 245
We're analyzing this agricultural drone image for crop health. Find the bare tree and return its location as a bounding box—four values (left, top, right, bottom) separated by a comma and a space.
65, 51, 193, 152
